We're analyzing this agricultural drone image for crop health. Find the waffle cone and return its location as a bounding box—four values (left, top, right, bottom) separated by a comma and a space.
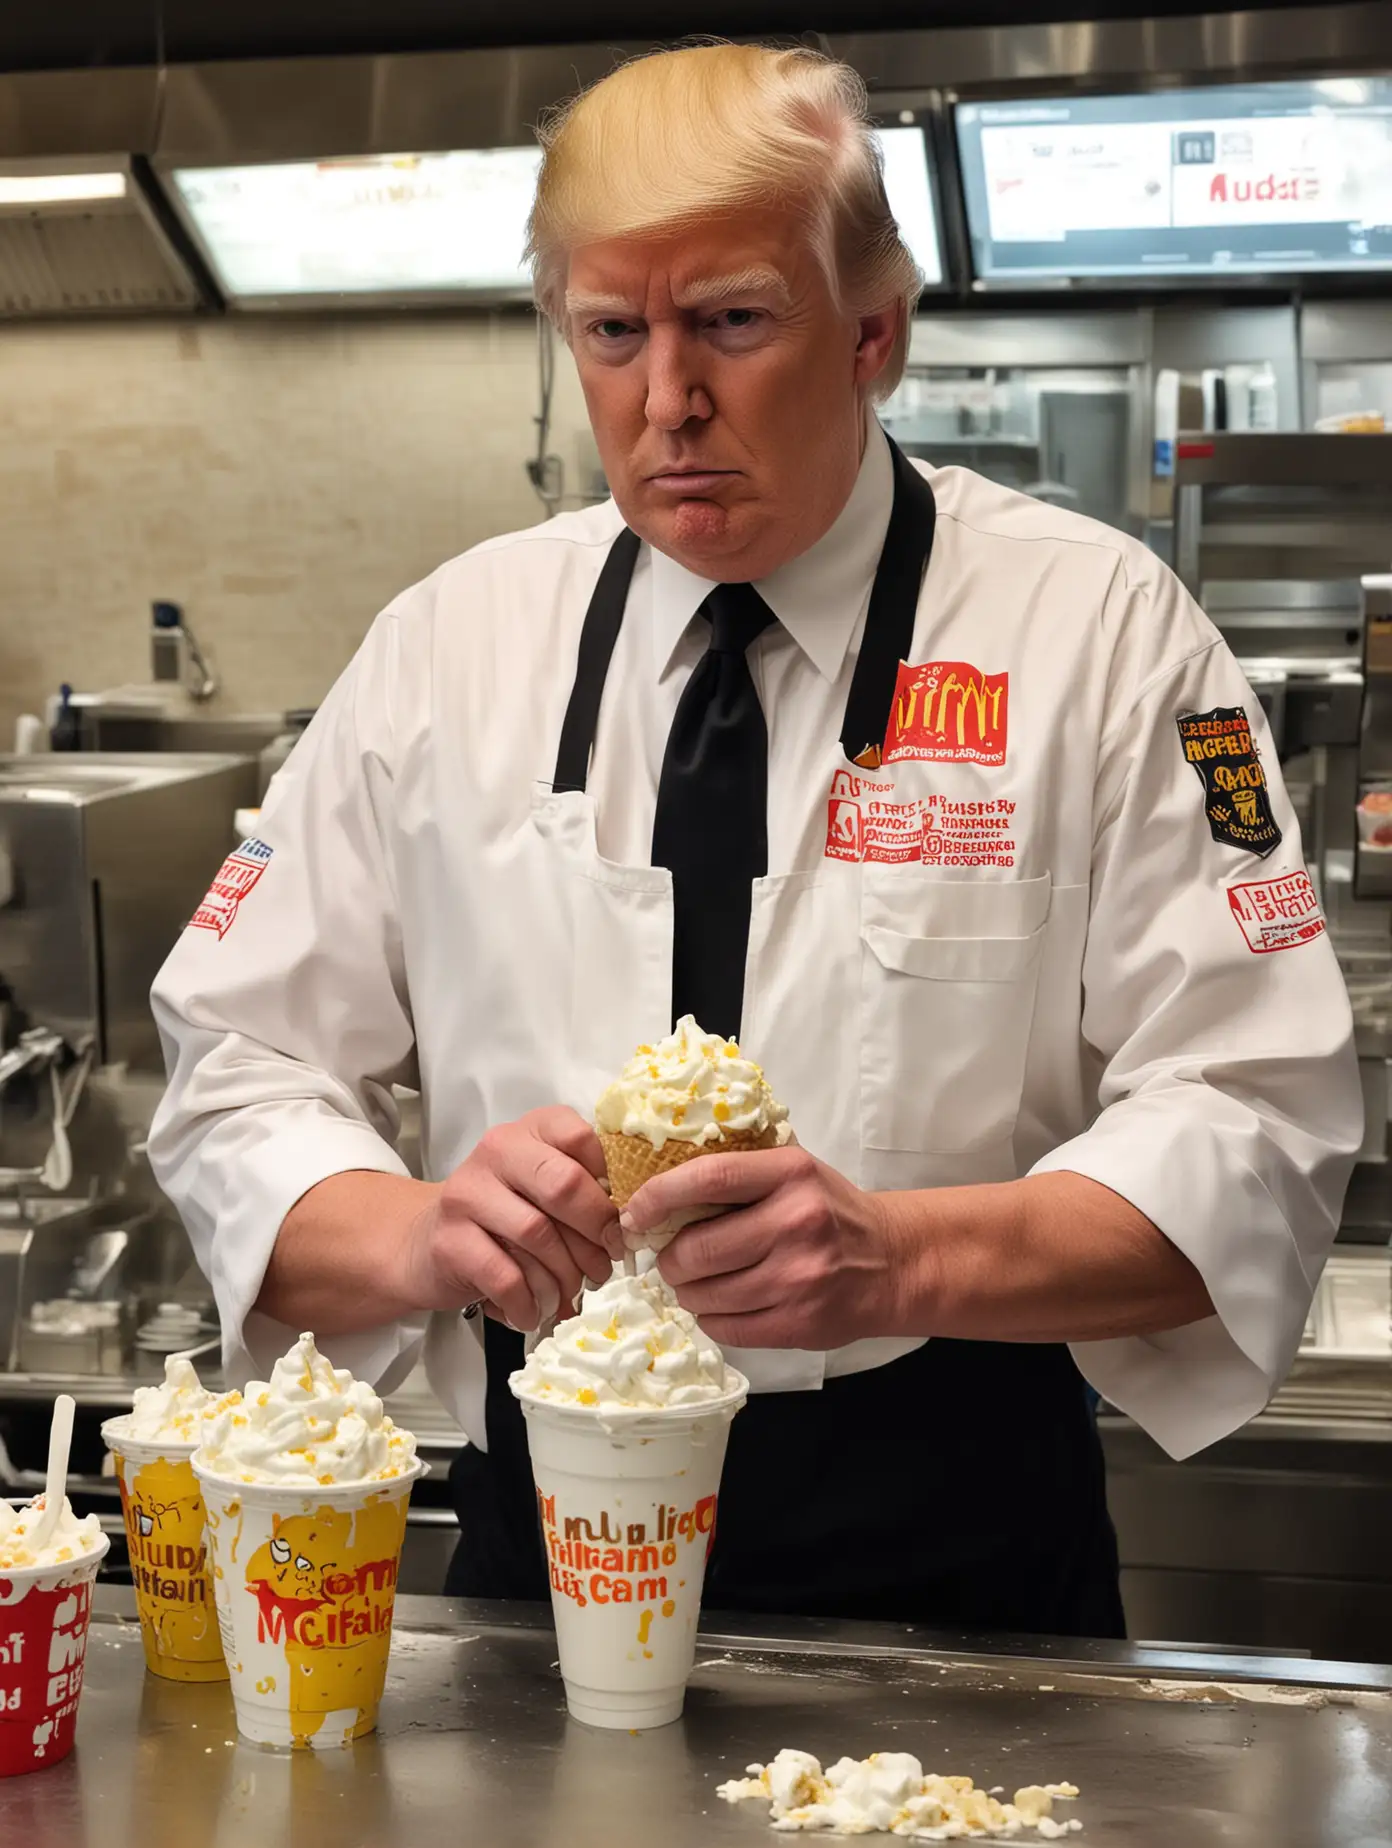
600, 1125, 781, 1251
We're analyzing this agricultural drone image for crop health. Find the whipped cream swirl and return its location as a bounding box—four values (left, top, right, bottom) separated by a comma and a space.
195, 1333, 417, 1486
107, 1354, 237, 1448
717, 1750, 1082, 1840
0, 1495, 104, 1572
510, 1267, 744, 1411
595, 1014, 787, 1149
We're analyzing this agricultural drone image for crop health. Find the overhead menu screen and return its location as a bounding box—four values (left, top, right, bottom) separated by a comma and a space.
955, 79, 1392, 283
170, 148, 542, 302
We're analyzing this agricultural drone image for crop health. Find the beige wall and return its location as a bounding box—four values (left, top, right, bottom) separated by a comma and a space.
0, 312, 594, 746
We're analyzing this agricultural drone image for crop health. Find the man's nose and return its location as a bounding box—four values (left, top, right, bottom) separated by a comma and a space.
645, 328, 712, 430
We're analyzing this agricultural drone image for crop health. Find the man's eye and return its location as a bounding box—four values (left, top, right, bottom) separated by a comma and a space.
712, 309, 761, 331
594, 319, 637, 340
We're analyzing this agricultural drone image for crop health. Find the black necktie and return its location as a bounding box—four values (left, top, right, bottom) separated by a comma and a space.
652, 583, 776, 1039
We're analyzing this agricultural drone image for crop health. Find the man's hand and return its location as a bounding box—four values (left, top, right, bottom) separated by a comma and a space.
623, 1146, 914, 1350
397, 1107, 618, 1332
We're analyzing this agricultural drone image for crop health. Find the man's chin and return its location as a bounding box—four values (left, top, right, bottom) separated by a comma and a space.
633, 495, 753, 570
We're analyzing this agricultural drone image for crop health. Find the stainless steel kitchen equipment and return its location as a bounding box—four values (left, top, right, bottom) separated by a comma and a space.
0, 753, 257, 1071
11, 1591, 1392, 1846
881, 311, 1152, 538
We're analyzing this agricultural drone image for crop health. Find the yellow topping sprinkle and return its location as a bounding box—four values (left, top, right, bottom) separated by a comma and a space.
575, 1388, 598, 1406
257, 1392, 269, 1407
672, 1106, 686, 1126
712, 1100, 731, 1123
603, 1318, 620, 1342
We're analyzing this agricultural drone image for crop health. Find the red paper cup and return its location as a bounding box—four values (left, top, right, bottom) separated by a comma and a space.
0, 1537, 109, 1778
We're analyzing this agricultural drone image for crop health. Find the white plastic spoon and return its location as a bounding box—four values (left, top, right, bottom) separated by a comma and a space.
27, 1393, 75, 1555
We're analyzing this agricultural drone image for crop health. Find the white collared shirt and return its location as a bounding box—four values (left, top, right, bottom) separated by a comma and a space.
147, 417, 1361, 1461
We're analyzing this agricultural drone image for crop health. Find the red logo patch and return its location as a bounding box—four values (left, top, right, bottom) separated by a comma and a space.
189, 838, 273, 940
884, 660, 1008, 767
1227, 869, 1326, 955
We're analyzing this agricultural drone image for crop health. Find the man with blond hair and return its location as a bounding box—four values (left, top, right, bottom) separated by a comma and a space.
150, 44, 1358, 1636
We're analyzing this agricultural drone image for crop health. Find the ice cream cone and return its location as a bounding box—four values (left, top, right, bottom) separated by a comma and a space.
601, 1125, 780, 1250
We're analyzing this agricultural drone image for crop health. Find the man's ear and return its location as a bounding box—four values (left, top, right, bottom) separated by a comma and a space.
854, 301, 902, 392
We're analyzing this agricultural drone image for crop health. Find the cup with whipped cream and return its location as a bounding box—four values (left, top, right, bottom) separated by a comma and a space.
191, 1333, 423, 1751
0, 1490, 108, 1777
596, 1015, 790, 1255
510, 1264, 747, 1729
101, 1355, 240, 1682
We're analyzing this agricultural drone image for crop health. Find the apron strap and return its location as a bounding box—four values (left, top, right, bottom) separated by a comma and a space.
552, 526, 642, 794
839, 440, 937, 764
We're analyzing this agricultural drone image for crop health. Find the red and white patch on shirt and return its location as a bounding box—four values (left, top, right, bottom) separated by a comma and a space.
1226, 868, 1326, 955
824, 767, 1017, 867
189, 838, 273, 940
883, 660, 1009, 767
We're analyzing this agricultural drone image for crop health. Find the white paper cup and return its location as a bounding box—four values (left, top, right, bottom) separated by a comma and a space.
191, 1458, 425, 1750
100, 1420, 226, 1682
514, 1383, 747, 1729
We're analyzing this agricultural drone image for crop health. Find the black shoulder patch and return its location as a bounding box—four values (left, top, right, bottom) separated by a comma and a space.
1176, 706, 1282, 859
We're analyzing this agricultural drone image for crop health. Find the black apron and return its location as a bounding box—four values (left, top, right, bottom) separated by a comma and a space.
446, 443, 1124, 1639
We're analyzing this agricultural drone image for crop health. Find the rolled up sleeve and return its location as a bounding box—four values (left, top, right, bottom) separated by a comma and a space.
1033, 580, 1362, 1459
148, 608, 423, 1391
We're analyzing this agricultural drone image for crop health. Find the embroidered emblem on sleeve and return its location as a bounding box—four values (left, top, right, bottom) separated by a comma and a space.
1176, 705, 1282, 858
1227, 868, 1326, 954
188, 838, 273, 939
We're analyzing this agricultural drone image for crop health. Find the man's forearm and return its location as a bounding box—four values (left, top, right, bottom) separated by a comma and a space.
257, 1171, 441, 1336
883, 1170, 1213, 1344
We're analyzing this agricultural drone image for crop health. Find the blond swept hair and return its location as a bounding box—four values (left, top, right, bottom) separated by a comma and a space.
527, 43, 922, 400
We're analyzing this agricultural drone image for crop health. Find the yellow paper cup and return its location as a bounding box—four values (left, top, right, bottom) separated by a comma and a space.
513, 1383, 746, 1729
100, 1419, 226, 1683
191, 1458, 425, 1751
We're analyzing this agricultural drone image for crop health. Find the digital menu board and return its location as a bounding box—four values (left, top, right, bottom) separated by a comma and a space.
955, 79, 1392, 283
873, 126, 945, 289
169, 148, 543, 303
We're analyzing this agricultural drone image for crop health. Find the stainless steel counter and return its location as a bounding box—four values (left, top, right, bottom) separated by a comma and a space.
3, 1592, 1391, 1845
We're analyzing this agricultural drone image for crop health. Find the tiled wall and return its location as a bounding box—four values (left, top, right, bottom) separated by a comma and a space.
0, 312, 593, 746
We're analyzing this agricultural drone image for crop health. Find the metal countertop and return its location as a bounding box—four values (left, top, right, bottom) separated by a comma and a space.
3, 1592, 1392, 1846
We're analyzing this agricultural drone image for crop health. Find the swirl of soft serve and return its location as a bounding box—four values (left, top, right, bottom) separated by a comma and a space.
196, 1333, 416, 1485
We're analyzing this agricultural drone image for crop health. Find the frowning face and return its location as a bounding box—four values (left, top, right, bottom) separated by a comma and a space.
566, 204, 898, 582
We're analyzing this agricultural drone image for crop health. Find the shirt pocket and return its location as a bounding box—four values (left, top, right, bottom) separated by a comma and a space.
859, 871, 1052, 1155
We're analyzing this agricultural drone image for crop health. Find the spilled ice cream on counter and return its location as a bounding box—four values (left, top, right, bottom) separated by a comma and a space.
0, 1494, 103, 1571
107, 1352, 240, 1447
510, 1263, 745, 1413
717, 1750, 1082, 1841
596, 1014, 791, 1250
195, 1332, 417, 1485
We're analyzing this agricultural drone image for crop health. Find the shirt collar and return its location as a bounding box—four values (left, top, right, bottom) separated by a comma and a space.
646, 412, 895, 683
